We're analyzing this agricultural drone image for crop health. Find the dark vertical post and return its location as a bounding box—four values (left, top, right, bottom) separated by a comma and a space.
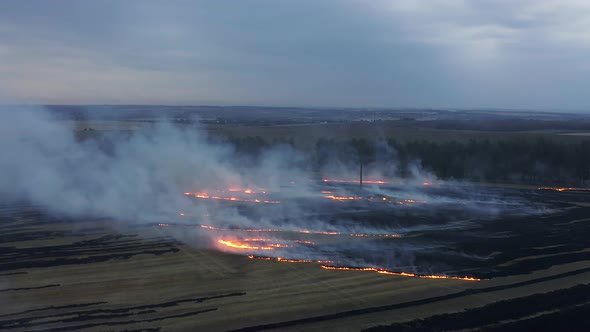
360, 162, 363, 187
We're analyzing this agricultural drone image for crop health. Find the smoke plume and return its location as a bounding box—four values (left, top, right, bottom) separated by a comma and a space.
0, 106, 550, 276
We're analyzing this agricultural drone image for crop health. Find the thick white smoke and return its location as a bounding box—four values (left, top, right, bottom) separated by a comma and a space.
1, 106, 259, 221
0, 106, 551, 276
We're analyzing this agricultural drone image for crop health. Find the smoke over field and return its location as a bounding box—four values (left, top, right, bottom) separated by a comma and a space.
0, 106, 555, 280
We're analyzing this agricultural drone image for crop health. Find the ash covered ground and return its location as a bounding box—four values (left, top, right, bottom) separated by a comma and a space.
1, 107, 589, 331
1, 107, 587, 281
163, 180, 587, 280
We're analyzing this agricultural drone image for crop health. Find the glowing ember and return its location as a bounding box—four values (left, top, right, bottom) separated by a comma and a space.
277, 257, 313, 263
537, 187, 590, 192
200, 224, 281, 232
217, 237, 293, 251
267, 243, 291, 248
163, 222, 401, 239
184, 191, 280, 204
292, 229, 400, 237
247, 255, 334, 264
299, 229, 340, 235
294, 240, 315, 245
193, 223, 400, 238
218, 239, 274, 251
324, 194, 426, 205
174, 178, 488, 284
243, 256, 479, 281
350, 233, 400, 238
228, 188, 267, 194
320, 265, 481, 281
247, 255, 272, 260
200, 224, 220, 230
324, 195, 363, 201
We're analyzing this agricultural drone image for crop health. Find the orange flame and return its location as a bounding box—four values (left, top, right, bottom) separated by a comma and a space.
320, 265, 481, 281
294, 240, 315, 245
325, 194, 427, 205
277, 257, 313, 263
183, 188, 278, 204
247, 255, 334, 264
195, 224, 400, 238
228, 188, 267, 194
218, 239, 274, 251
201, 224, 281, 232
325, 195, 364, 201
243, 256, 478, 281
537, 187, 590, 192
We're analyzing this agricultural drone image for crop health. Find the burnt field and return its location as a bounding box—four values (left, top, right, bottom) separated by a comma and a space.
1, 107, 589, 331
167, 183, 590, 281
1, 184, 589, 331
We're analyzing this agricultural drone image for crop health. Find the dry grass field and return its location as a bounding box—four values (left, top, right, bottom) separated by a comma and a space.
3, 114, 589, 331
71, 119, 590, 153
2, 195, 589, 332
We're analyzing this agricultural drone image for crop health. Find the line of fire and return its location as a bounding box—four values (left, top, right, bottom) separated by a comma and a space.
152, 177, 497, 282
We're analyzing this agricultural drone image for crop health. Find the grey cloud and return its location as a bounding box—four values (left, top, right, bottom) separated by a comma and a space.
0, 0, 588, 110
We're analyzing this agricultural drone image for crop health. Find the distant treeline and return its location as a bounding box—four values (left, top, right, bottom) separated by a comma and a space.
387, 138, 590, 184
417, 118, 590, 132
226, 137, 590, 185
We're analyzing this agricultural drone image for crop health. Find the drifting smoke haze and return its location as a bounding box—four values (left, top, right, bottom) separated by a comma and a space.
0, 106, 301, 221
1, 107, 223, 220
0, 106, 551, 278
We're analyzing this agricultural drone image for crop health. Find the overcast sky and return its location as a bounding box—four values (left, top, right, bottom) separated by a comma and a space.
0, 0, 589, 110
